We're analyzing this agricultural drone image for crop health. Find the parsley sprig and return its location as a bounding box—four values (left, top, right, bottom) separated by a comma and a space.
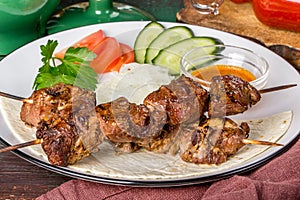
33, 40, 98, 91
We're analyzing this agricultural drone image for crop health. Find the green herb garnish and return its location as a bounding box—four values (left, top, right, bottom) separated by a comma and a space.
33, 40, 98, 91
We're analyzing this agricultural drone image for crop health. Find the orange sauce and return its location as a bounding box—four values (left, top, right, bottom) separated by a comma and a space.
191, 65, 256, 82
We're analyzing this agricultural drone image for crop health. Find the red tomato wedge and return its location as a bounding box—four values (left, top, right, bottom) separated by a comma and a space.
90, 40, 135, 73
54, 29, 135, 74
105, 57, 124, 72
89, 37, 123, 74
55, 29, 105, 59
105, 43, 135, 72
120, 43, 135, 64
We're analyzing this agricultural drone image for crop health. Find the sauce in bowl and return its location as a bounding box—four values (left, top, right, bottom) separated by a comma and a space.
191, 64, 256, 82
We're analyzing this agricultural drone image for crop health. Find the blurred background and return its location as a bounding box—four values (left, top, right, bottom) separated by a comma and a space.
57, 0, 183, 22
0, 0, 183, 58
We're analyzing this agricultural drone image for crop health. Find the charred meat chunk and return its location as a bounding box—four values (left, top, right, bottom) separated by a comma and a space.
20, 83, 96, 127
143, 122, 199, 156
96, 97, 167, 146
144, 75, 209, 125
37, 119, 85, 166
23, 83, 103, 166
180, 117, 250, 165
209, 75, 261, 117
36, 105, 103, 166
36, 107, 103, 166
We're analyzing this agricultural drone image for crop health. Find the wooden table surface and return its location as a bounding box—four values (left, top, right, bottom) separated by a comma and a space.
0, 143, 72, 199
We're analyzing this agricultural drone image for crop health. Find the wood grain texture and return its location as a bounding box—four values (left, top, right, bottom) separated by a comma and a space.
177, 0, 300, 70
0, 143, 72, 199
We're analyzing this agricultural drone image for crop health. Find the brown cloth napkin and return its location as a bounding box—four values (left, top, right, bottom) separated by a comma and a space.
38, 137, 300, 200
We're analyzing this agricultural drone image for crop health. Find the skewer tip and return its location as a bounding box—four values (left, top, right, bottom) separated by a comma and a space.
0, 91, 25, 101
242, 139, 283, 146
0, 139, 42, 153
259, 84, 297, 94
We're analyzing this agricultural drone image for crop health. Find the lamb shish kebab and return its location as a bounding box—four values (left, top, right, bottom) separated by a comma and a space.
0, 75, 286, 166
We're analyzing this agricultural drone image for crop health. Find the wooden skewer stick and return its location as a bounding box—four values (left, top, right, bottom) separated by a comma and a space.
0, 91, 24, 101
242, 139, 283, 146
0, 137, 282, 154
0, 139, 42, 153
259, 84, 297, 94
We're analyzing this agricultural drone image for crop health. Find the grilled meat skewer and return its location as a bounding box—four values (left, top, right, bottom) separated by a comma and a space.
97, 75, 209, 152
2, 75, 284, 166
20, 75, 261, 129
96, 74, 260, 154
20, 76, 209, 157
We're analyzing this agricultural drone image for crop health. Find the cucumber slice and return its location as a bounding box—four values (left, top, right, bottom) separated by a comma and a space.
134, 22, 165, 63
145, 26, 194, 64
152, 37, 224, 74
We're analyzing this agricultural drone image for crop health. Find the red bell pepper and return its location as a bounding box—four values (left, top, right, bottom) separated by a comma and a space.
251, 0, 300, 32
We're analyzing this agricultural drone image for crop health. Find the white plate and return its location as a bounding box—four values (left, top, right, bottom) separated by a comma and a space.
0, 21, 299, 186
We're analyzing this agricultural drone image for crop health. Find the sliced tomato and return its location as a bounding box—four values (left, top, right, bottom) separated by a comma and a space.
89, 37, 123, 74
105, 57, 124, 72
54, 29, 135, 74
120, 43, 135, 64
104, 43, 135, 72
55, 29, 105, 59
